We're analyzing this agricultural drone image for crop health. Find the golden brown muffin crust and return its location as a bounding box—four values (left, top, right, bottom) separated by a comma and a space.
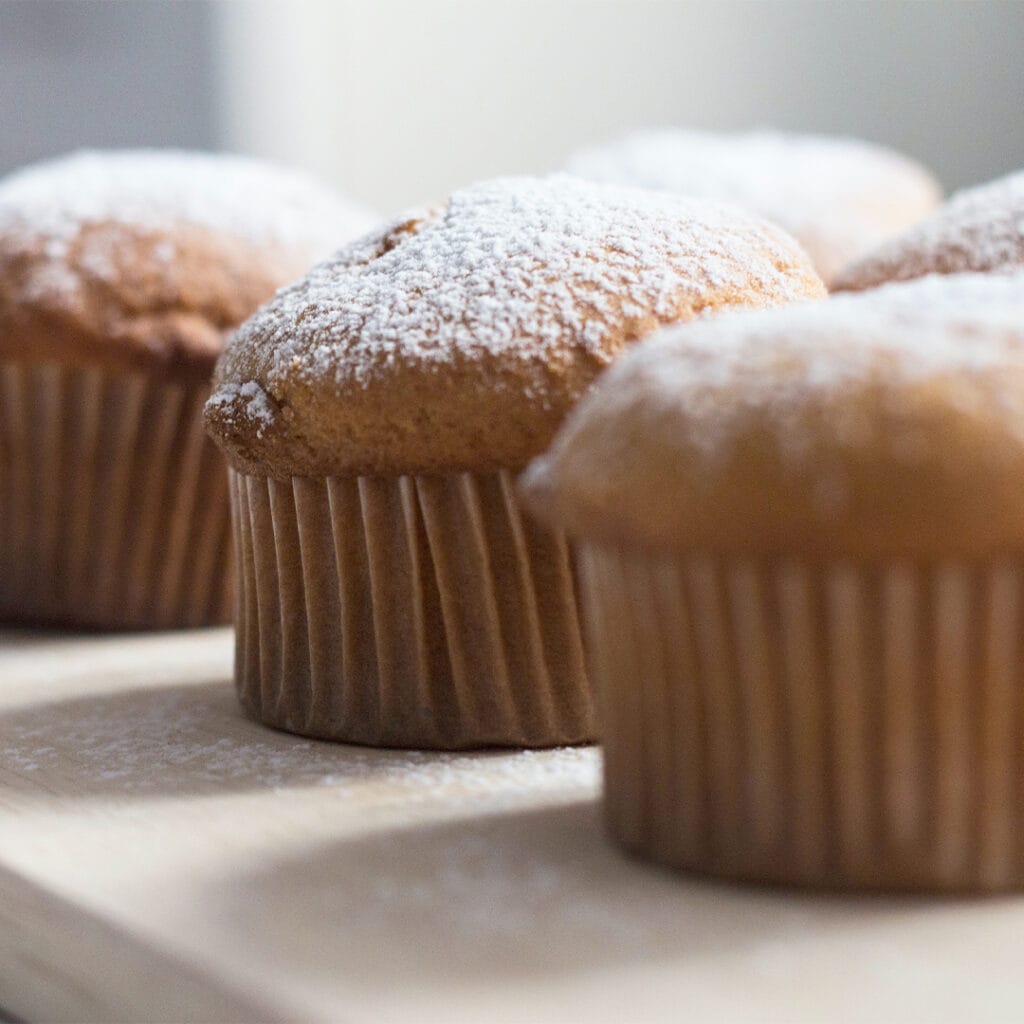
0, 221, 300, 380
206, 175, 825, 478
0, 150, 377, 381
522, 273, 1024, 559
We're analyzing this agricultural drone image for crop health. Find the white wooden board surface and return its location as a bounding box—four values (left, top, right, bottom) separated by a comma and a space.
1, 628, 1024, 1023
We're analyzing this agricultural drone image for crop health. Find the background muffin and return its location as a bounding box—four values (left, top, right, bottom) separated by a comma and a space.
566, 128, 941, 286
523, 272, 1024, 890
0, 149, 376, 630
205, 174, 825, 749
833, 169, 1024, 291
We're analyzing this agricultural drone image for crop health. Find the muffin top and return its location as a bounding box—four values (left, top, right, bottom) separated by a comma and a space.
522, 273, 1024, 558
205, 174, 825, 479
0, 149, 377, 379
566, 129, 941, 286
833, 170, 1024, 292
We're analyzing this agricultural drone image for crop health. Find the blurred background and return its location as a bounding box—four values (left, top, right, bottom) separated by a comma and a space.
2, 0, 1023, 217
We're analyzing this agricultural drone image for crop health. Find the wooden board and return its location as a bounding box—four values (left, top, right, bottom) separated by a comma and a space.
2, 628, 1024, 1023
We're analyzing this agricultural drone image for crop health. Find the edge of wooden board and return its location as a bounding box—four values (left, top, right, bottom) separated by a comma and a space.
0, 862, 289, 1024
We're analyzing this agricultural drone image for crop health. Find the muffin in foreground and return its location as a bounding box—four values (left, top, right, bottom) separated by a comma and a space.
833, 169, 1024, 292
205, 174, 825, 749
566, 128, 941, 286
522, 272, 1024, 890
0, 149, 375, 630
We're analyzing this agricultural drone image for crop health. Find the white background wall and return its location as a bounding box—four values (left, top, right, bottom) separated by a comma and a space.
2, 1, 1023, 220
216, 0, 1024, 217
0, 1, 217, 173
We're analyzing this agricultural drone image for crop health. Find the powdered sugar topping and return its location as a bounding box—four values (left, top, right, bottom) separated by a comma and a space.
0, 149, 374, 253
577, 272, 1024, 468
206, 381, 276, 438
0, 149, 378, 309
217, 174, 819, 396
836, 170, 1024, 287
566, 129, 940, 280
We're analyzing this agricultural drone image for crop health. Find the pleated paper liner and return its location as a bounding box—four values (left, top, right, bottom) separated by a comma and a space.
0, 362, 232, 630
230, 468, 594, 749
579, 543, 1024, 892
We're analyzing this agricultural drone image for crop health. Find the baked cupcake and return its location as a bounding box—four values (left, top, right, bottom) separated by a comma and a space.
205, 174, 825, 749
0, 149, 375, 630
523, 272, 1024, 890
566, 129, 941, 286
834, 169, 1024, 291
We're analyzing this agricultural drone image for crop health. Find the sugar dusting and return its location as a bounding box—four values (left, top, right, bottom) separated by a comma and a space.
0, 674, 598, 800
836, 170, 1024, 288
206, 381, 276, 438
551, 272, 1024, 471
0, 149, 378, 304
567, 129, 940, 280
0, 149, 375, 253
214, 174, 819, 401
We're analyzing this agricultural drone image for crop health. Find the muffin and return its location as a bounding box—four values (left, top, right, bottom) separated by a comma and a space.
834, 169, 1024, 292
205, 174, 825, 749
0, 149, 375, 629
522, 272, 1024, 890
566, 128, 941, 286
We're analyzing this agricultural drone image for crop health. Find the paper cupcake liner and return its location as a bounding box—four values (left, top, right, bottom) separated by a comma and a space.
230, 468, 594, 749
0, 362, 232, 629
579, 544, 1024, 891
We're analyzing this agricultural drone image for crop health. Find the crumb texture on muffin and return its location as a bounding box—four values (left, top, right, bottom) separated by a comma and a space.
0, 149, 377, 378
206, 174, 825, 477
566, 129, 941, 285
833, 170, 1024, 292
522, 273, 1024, 557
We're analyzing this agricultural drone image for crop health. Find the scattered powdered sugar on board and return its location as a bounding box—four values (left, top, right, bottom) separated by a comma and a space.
836, 170, 1024, 287
0, 149, 378, 305
563, 272, 1024, 469
220, 173, 817, 395
0, 673, 599, 801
